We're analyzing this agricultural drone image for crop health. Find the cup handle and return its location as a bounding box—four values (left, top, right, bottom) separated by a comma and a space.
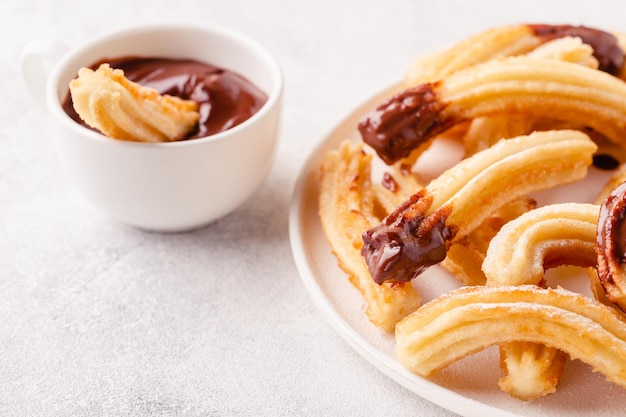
20, 38, 69, 109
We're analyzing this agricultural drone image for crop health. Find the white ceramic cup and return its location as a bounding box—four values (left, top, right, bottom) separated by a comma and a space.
21, 24, 282, 232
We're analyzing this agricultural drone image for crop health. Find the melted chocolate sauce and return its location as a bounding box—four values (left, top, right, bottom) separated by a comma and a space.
357, 84, 451, 165
361, 191, 454, 284
63, 56, 268, 140
529, 24, 624, 75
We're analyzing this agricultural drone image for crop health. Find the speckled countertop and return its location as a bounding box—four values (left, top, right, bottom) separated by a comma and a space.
2, 1, 625, 416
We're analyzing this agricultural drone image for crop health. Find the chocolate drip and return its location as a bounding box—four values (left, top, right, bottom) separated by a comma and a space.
598, 182, 626, 270
357, 84, 450, 165
361, 191, 454, 284
529, 24, 624, 75
381, 172, 399, 192
63, 56, 268, 140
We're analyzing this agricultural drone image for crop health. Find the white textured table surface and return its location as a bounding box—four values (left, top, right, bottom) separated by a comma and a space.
2, 1, 625, 416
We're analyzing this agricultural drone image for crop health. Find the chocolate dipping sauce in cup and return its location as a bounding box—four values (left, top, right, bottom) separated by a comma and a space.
20, 24, 283, 232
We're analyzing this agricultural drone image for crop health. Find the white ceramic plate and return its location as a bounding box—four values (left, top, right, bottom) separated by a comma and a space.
288, 83, 626, 417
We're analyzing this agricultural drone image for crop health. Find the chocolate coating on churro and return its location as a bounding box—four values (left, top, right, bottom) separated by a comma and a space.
597, 181, 626, 289
361, 191, 455, 284
358, 84, 451, 165
529, 24, 624, 75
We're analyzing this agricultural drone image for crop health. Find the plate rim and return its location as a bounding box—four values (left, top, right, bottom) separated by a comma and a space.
287, 83, 523, 417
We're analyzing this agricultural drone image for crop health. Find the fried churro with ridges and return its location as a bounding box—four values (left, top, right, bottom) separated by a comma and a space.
482, 203, 599, 400
70, 64, 200, 143
368, 150, 536, 287
441, 198, 536, 286
405, 24, 623, 86
319, 140, 421, 332
483, 203, 599, 287
462, 36, 599, 155
597, 181, 626, 312
361, 56, 626, 165
404, 25, 540, 85
361, 130, 596, 285
395, 285, 626, 390
593, 166, 626, 305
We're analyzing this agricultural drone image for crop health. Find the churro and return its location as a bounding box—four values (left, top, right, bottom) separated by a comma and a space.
483, 203, 599, 287
360, 56, 626, 165
361, 130, 596, 284
597, 181, 626, 311
404, 24, 622, 86
441, 198, 536, 286
463, 36, 599, 155
69, 64, 199, 142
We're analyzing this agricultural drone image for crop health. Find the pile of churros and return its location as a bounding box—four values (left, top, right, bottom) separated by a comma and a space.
318, 23, 626, 401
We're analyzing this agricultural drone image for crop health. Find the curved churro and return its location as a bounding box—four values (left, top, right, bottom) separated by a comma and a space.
361, 130, 596, 284
395, 285, 626, 389
69, 64, 200, 142
483, 203, 599, 287
361, 55, 626, 165
462, 36, 599, 155
591, 160, 626, 306
404, 24, 622, 86
597, 181, 626, 311
319, 140, 421, 332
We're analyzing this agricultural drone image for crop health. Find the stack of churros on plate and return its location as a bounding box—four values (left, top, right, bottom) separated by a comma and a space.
318, 23, 626, 401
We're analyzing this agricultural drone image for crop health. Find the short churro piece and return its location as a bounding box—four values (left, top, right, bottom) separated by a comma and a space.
483, 203, 599, 287
361, 130, 596, 284
69, 64, 200, 142
395, 285, 626, 389
319, 140, 421, 332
